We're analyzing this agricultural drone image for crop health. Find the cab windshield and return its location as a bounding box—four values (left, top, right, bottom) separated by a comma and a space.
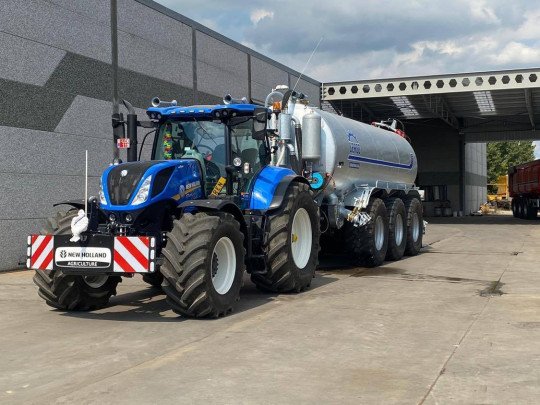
153, 118, 265, 194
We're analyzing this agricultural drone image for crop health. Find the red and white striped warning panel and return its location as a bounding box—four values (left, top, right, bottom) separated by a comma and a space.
27, 235, 54, 270
27, 235, 155, 273
113, 236, 154, 273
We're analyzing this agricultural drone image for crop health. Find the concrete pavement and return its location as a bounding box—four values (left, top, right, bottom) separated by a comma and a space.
0, 215, 539, 404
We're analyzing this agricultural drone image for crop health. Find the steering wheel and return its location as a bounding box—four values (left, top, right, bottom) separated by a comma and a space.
195, 142, 214, 156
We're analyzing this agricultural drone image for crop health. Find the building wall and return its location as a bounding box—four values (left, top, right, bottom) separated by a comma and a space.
0, 0, 320, 271
464, 143, 488, 214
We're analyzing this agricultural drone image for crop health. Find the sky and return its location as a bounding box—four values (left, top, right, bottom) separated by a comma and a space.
155, 0, 540, 156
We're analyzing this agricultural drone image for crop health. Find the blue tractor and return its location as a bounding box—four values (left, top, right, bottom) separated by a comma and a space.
30, 90, 320, 318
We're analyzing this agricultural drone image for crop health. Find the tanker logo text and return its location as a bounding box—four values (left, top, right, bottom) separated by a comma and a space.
347, 131, 362, 156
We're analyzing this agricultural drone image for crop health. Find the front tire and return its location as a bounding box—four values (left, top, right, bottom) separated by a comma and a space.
344, 198, 389, 267
160, 212, 245, 318
32, 210, 121, 311
251, 182, 320, 293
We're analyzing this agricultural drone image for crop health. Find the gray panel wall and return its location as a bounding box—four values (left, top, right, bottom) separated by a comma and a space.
464, 143, 487, 214
0, 0, 320, 271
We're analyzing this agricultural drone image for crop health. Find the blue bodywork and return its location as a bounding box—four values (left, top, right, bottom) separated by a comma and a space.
249, 166, 296, 210
147, 103, 261, 120
100, 160, 203, 212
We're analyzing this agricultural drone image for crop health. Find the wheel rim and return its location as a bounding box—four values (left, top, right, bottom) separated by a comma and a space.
211, 237, 236, 295
412, 212, 420, 242
291, 208, 312, 269
83, 275, 108, 289
395, 213, 404, 246
374, 216, 385, 251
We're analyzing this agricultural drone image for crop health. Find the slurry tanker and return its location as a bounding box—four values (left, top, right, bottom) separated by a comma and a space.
27, 87, 423, 317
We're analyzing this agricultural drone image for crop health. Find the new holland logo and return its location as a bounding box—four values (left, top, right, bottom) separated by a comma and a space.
55, 247, 112, 269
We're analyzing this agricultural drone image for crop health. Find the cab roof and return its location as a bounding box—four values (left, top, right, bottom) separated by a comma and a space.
147, 103, 266, 120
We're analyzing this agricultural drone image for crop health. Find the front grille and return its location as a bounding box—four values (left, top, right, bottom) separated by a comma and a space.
107, 162, 159, 205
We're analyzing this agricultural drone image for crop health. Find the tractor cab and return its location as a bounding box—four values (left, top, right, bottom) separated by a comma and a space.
147, 102, 270, 200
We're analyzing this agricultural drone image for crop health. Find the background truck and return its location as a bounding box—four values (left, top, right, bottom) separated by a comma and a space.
509, 159, 540, 219
488, 175, 510, 210
27, 87, 423, 318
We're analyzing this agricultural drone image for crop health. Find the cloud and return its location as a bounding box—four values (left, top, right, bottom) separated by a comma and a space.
155, 0, 540, 82
250, 9, 273, 25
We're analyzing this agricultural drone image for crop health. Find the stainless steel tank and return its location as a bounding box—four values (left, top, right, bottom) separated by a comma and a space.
293, 104, 418, 196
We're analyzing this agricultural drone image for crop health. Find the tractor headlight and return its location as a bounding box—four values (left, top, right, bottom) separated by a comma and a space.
131, 176, 152, 206
99, 183, 107, 205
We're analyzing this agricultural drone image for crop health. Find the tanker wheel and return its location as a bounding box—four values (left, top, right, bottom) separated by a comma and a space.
160, 212, 245, 318
384, 197, 407, 261
344, 197, 389, 267
404, 196, 423, 256
511, 198, 519, 218
32, 210, 121, 311
142, 272, 163, 288
251, 182, 320, 293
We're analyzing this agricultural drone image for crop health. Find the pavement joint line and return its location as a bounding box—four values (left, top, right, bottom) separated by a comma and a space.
417, 240, 522, 405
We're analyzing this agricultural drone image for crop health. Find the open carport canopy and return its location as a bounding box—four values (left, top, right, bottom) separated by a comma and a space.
322, 68, 540, 143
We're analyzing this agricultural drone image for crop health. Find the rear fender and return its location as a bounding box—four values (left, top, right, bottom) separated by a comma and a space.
249, 166, 309, 211
267, 175, 310, 212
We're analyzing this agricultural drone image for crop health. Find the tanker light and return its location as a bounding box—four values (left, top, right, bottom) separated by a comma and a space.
125, 214, 133, 223
272, 101, 282, 112
109, 213, 116, 222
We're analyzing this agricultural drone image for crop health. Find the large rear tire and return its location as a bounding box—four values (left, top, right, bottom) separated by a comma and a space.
404, 197, 423, 256
384, 197, 407, 261
251, 182, 320, 293
160, 212, 245, 318
344, 198, 389, 267
32, 210, 121, 311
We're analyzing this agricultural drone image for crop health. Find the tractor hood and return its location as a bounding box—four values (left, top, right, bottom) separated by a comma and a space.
100, 160, 203, 211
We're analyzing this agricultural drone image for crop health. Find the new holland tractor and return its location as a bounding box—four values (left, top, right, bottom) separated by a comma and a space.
28, 87, 423, 318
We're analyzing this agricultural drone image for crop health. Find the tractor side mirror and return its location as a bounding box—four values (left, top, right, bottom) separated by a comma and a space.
253, 108, 268, 140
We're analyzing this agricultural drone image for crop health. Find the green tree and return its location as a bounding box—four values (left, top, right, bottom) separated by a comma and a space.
487, 141, 535, 185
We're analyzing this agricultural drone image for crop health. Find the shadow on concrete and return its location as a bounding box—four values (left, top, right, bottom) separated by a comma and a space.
426, 214, 540, 226
60, 272, 340, 323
